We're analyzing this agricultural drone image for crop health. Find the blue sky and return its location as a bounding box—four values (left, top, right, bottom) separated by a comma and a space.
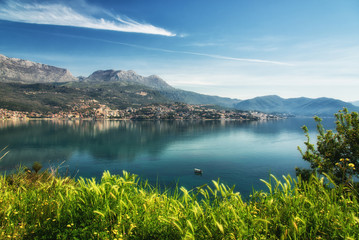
0, 0, 358, 101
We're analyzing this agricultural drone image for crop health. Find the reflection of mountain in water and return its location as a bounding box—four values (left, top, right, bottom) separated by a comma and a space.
0, 120, 232, 170
239, 117, 335, 135
0, 118, 335, 172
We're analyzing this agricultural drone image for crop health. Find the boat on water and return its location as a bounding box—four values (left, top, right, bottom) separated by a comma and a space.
194, 168, 203, 174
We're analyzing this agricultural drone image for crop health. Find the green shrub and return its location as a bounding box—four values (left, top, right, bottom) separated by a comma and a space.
297, 108, 359, 186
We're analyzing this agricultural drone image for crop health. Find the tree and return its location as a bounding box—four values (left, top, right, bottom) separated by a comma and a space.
297, 108, 359, 185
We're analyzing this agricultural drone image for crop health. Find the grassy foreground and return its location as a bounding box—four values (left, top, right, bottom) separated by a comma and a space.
1, 169, 359, 239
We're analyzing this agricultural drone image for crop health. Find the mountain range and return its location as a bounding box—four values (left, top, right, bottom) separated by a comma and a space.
235, 95, 359, 117
352, 101, 359, 107
0, 54, 357, 116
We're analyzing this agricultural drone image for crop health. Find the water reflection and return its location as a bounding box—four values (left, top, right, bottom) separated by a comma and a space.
0, 118, 335, 169
0, 118, 336, 196
0, 120, 241, 168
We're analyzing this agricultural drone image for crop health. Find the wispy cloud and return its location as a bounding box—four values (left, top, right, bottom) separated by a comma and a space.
177, 51, 293, 65
0, 0, 175, 36
188, 42, 221, 47
65, 35, 291, 66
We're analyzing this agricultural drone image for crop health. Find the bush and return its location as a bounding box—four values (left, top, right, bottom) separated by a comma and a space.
297, 108, 359, 185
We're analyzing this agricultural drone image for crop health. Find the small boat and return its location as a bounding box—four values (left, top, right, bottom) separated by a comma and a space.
194, 168, 203, 174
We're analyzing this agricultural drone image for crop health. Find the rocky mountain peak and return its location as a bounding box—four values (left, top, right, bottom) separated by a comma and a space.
85, 69, 173, 90
0, 54, 77, 83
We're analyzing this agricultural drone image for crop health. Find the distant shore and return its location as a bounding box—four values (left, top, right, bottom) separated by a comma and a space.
1, 104, 284, 121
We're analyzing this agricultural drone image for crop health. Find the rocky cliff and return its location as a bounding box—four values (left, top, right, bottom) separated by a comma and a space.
0, 54, 77, 83
84, 69, 173, 90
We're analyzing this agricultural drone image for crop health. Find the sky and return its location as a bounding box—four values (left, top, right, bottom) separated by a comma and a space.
0, 0, 358, 101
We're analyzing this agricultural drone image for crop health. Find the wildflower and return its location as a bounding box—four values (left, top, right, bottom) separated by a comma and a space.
67, 224, 71, 228
340, 158, 344, 162
335, 163, 340, 166
348, 163, 355, 168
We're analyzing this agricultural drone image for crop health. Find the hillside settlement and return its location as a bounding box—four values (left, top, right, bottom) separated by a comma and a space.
0, 101, 280, 121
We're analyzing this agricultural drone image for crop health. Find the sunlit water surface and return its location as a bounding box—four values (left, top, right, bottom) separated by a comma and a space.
0, 118, 335, 197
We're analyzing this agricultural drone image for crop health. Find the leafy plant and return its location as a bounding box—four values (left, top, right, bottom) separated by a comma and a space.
1, 169, 359, 239
297, 108, 359, 185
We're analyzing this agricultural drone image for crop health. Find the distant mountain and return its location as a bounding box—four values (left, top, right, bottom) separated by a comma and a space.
0, 54, 240, 111
83, 69, 173, 90
0, 54, 77, 83
160, 89, 240, 108
81, 69, 240, 107
0, 81, 174, 113
351, 101, 359, 107
2, 54, 354, 116
234, 95, 359, 116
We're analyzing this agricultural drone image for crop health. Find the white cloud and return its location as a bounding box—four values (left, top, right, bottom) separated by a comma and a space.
0, 0, 175, 36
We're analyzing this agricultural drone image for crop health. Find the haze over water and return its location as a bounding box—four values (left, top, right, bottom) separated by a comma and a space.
0, 118, 335, 197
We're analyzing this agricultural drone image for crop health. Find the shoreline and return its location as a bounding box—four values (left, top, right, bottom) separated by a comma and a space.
0, 116, 285, 121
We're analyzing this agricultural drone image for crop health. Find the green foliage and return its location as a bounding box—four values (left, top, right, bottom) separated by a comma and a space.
298, 108, 359, 185
1, 169, 359, 239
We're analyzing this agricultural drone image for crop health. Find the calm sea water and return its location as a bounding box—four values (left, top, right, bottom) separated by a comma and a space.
0, 118, 335, 197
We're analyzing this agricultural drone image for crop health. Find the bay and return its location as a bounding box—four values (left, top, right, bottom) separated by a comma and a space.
0, 118, 335, 197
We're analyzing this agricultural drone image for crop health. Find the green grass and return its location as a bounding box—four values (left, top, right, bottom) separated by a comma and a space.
0, 168, 358, 239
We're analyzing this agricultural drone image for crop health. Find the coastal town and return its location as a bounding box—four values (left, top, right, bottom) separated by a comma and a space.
0, 101, 280, 121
